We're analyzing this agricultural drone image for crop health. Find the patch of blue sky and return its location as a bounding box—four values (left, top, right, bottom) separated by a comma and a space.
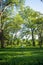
25, 0, 43, 13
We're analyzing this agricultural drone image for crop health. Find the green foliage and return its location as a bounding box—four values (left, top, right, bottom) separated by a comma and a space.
0, 0, 43, 48
0, 0, 25, 11
14, 14, 24, 25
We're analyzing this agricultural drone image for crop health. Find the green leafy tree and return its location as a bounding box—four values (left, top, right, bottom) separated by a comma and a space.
19, 7, 39, 46
36, 16, 43, 48
0, 0, 25, 48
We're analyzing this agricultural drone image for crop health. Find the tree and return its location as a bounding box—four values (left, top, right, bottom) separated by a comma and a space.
41, 0, 43, 2
0, 0, 25, 48
36, 16, 43, 48
19, 7, 39, 46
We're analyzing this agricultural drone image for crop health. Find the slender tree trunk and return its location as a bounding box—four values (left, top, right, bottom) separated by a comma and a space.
0, 16, 5, 48
38, 32, 42, 48
0, 30, 5, 48
1, 39, 4, 48
31, 29, 35, 46
0, 1, 5, 48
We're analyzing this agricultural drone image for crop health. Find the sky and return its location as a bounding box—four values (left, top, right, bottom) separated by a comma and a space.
25, 0, 43, 13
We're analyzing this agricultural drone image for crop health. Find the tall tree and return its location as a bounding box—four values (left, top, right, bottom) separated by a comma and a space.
0, 0, 25, 48
19, 7, 39, 46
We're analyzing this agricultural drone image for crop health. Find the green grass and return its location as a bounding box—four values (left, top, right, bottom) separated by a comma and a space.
0, 48, 43, 65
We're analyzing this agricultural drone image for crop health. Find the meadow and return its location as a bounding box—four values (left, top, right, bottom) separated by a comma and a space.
0, 47, 43, 65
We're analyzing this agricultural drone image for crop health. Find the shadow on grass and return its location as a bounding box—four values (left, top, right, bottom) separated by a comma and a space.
0, 48, 43, 65
0, 53, 43, 65
0, 56, 43, 65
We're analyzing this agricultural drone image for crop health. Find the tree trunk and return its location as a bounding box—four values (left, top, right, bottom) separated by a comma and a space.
0, 30, 5, 48
31, 29, 35, 46
1, 39, 4, 48
38, 32, 42, 48
0, 11, 5, 48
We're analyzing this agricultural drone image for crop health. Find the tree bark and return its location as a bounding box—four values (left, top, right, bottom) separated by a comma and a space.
38, 32, 42, 48
31, 29, 35, 46
0, 30, 5, 48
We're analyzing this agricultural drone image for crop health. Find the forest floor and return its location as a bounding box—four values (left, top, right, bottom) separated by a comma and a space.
0, 47, 43, 65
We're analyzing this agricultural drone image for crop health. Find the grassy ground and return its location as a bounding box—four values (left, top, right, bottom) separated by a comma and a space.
0, 47, 43, 65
